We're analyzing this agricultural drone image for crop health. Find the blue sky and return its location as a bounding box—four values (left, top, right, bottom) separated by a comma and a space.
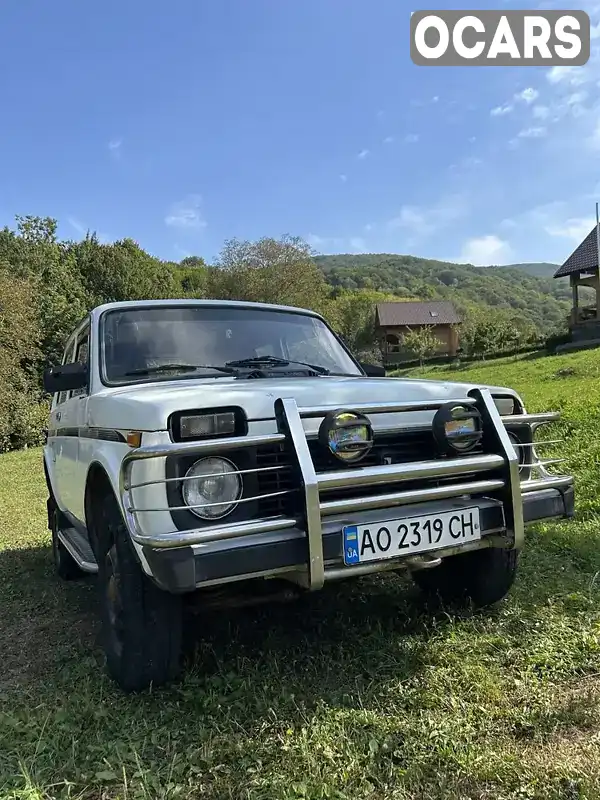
1, 0, 600, 267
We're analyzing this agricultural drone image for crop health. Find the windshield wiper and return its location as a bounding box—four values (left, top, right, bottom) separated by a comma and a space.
123, 363, 236, 377
225, 355, 330, 375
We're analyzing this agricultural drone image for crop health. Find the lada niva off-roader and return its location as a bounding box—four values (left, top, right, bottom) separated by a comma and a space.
43, 299, 575, 691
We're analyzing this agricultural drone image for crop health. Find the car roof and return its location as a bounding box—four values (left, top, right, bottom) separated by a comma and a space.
89, 298, 322, 322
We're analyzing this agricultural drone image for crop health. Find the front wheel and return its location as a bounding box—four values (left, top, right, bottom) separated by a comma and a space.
412, 546, 519, 608
95, 491, 183, 692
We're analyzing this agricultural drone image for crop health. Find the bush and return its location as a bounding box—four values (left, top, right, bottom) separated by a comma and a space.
0, 383, 48, 452
545, 331, 571, 353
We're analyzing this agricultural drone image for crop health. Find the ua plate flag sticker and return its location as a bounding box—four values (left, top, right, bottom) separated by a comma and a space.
344, 525, 360, 565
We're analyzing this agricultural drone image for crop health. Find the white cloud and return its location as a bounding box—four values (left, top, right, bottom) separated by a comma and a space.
567, 91, 588, 106
516, 87, 539, 104
349, 237, 367, 252
383, 136, 394, 144
389, 207, 428, 233
532, 105, 550, 120
306, 234, 327, 248
448, 156, 483, 174
404, 133, 419, 144
491, 104, 513, 116
67, 216, 88, 237
357, 149, 370, 159
432, 95, 440, 103
501, 201, 566, 231
108, 138, 122, 157
66, 216, 110, 243
459, 235, 513, 266
545, 217, 596, 242
518, 126, 547, 138
546, 66, 587, 87
164, 195, 207, 230
388, 194, 467, 238
339, 174, 348, 182
587, 119, 600, 150
496, 202, 595, 252
306, 233, 367, 253
174, 244, 192, 259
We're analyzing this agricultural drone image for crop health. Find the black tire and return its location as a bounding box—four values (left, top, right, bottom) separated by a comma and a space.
412, 546, 519, 609
50, 505, 84, 581
95, 490, 183, 692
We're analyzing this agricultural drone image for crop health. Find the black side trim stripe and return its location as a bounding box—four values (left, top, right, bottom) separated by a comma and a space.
47, 427, 127, 443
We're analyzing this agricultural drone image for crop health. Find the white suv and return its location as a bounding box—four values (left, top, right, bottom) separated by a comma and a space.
43, 299, 575, 692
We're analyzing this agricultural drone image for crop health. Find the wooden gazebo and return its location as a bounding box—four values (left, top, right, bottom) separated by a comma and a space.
554, 222, 600, 346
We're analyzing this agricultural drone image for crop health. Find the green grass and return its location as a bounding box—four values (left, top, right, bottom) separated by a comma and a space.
1, 348, 600, 799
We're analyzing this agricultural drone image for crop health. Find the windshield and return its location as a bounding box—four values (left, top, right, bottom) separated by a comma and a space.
100, 305, 362, 385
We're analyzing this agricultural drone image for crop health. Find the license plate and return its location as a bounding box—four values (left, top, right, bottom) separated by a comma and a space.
342, 507, 481, 566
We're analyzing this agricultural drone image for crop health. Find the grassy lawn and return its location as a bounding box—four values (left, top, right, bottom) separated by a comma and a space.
1, 349, 600, 799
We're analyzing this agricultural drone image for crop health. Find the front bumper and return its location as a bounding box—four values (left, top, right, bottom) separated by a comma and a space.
119, 388, 576, 595
142, 484, 575, 593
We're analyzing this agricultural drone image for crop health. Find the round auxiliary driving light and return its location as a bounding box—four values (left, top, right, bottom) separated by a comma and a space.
433, 403, 483, 455
319, 409, 374, 465
182, 456, 242, 520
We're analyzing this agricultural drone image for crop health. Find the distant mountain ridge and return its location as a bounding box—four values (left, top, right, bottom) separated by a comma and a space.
487, 262, 559, 279
314, 253, 570, 338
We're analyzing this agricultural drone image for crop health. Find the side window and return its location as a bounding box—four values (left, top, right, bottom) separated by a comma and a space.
56, 336, 76, 406
70, 328, 90, 399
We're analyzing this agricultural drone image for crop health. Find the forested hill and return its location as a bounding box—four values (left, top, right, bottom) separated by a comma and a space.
315, 253, 570, 336
496, 262, 559, 278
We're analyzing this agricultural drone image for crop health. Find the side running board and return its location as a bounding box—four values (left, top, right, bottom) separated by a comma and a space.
58, 528, 98, 573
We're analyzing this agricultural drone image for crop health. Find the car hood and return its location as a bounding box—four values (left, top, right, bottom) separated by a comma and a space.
87, 375, 520, 433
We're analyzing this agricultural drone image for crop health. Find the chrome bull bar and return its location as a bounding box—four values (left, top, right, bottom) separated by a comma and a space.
119, 388, 568, 590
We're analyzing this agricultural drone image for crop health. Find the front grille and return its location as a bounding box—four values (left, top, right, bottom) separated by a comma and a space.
256, 444, 296, 517
309, 428, 447, 472
256, 429, 485, 518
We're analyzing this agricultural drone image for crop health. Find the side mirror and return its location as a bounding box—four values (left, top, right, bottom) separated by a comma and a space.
360, 362, 386, 377
43, 362, 88, 395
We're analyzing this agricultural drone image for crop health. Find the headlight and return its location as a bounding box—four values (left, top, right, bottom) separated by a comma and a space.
507, 430, 529, 474
182, 457, 242, 520
433, 403, 483, 455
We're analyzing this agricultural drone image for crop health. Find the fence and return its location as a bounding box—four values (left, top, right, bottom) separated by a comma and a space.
385, 342, 547, 371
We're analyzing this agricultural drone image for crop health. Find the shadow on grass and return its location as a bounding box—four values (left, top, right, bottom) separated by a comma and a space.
0, 543, 442, 700
1, 522, 598, 703
0, 544, 99, 692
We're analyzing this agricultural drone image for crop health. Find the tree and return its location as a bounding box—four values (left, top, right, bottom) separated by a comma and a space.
209, 235, 332, 315
0, 266, 46, 451
402, 326, 438, 365
70, 237, 177, 306
328, 288, 407, 363
459, 307, 535, 359
173, 256, 209, 297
